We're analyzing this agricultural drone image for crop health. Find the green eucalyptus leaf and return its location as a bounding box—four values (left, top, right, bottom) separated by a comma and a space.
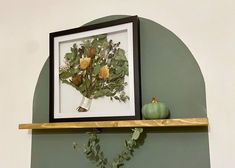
81, 39, 92, 48
59, 71, 73, 79
93, 91, 104, 98
70, 68, 80, 74
96, 34, 107, 40
114, 48, 127, 61
132, 131, 140, 140
134, 128, 143, 133
64, 53, 74, 61
93, 64, 101, 76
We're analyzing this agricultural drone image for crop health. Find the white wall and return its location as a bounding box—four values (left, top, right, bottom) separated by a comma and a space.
0, 0, 234, 167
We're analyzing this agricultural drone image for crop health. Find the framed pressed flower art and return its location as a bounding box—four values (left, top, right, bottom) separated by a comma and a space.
49, 16, 141, 122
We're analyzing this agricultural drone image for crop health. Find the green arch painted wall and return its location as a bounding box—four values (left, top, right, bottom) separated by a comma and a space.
31, 16, 210, 168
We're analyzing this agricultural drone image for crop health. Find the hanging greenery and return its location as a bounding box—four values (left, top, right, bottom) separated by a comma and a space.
73, 128, 144, 168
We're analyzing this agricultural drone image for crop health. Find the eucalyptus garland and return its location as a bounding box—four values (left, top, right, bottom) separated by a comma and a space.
73, 128, 144, 168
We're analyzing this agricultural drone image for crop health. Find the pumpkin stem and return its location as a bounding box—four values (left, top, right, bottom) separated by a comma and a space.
151, 96, 158, 103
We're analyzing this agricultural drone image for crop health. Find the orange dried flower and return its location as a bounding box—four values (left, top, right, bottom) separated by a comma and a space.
99, 65, 109, 80
72, 75, 82, 86
80, 57, 91, 70
87, 47, 96, 58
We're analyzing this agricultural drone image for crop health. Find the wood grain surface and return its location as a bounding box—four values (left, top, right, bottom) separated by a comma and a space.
19, 118, 208, 129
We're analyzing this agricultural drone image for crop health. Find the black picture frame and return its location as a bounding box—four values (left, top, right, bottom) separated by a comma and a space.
49, 16, 141, 122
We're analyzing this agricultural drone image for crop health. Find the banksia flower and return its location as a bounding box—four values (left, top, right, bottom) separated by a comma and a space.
99, 65, 109, 80
72, 75, 82, 86
80, 57, 91, 70
87, 47, 96, 58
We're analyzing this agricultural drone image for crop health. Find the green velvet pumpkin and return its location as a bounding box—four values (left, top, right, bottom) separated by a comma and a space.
142, 97, 170, 119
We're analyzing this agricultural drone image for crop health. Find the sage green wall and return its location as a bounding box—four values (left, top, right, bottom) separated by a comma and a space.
31, 16, 210, 168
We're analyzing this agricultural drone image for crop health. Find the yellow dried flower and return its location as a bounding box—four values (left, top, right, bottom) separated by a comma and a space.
99, 65, 109, 80
80, 57, 91, 70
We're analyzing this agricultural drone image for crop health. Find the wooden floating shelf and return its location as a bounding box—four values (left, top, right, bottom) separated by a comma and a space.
19, 117, 208, 130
